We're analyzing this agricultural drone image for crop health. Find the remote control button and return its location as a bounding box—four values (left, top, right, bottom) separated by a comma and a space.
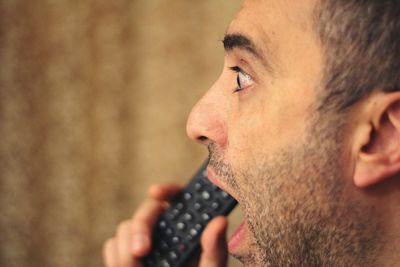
183, 212, 193, 221
221, 191, 229, 198
178, 244, 187, 252
158, 220, 167, 229
175, 202, 184, 210
189, 228, 199, 237
160, 259, 171, 267
169, 251, 179, 261
171, 209, 180, 216
201, 213, 211, 221
166, 212, 176, 220
184, 192, 192, 200
160, 241, 169, 250
177, 222, 186, 230
171, 236, 181, 244
194, 182, 202, 191
194, 202, 202, 210
211, 201, 220, 210
186, 234, 193, 241
201, 191, 211, 200
194, 223, 203, 231
154, 250, 161, 258
165, 228, 173, 236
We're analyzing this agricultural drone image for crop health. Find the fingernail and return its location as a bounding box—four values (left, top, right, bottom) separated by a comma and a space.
132, 234, 148, 254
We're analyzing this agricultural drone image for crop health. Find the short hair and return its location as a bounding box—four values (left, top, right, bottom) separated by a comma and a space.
314, 0, 400, 112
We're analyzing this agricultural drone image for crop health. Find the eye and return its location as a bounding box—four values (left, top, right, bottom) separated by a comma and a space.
229, 66, 254, 93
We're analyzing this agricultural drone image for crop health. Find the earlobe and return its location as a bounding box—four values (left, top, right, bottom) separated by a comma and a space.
353, 95, 400, 188
354, 153, 400, 187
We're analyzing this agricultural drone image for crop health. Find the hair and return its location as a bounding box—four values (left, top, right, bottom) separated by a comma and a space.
314, 0, 400, 112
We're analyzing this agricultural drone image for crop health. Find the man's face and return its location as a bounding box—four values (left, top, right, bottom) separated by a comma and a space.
187, 0, 380, 266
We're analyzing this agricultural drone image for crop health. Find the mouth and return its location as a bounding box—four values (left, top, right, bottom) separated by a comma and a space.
206, 166, 247, 253
206, 167, 239, 201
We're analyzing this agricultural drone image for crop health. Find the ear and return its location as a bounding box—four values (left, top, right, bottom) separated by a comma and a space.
354, 92, 400, 188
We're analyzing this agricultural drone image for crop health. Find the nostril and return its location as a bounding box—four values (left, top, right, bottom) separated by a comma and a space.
198, 136, 208, 142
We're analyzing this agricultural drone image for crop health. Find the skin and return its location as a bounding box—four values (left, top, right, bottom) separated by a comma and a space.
103, 0, 400, 266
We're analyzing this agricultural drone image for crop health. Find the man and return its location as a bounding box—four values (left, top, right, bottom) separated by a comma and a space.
103, 0, 400, 266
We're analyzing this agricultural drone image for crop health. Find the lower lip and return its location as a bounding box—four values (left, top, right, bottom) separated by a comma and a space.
228, 220, 246, 252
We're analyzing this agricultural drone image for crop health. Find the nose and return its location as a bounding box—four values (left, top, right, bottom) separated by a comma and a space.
186, 82, 228, 147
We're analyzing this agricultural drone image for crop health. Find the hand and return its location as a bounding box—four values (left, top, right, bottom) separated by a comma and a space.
102, 183, 228, 267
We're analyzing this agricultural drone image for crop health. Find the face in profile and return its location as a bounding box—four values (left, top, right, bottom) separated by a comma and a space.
187, 0, 384, 266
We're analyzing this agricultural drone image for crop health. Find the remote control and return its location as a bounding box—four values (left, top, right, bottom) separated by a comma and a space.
141, 161, 238, 267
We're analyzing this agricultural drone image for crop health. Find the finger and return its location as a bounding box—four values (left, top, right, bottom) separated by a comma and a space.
198, 216, 228, 267
103, 238, 118, 267
116, 220, 134, 267
148, 183, 182, 201
130, 198, 167, 257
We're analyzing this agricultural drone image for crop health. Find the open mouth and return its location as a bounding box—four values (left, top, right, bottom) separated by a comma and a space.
206, 167, 239, 201
206, 166, 247, 253
228, 219, 247, 252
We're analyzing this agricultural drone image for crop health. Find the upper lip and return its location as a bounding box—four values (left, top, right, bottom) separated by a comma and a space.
206, 166, 239, 201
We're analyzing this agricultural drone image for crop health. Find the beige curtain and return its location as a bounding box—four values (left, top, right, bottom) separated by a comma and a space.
0, 1, 242, 267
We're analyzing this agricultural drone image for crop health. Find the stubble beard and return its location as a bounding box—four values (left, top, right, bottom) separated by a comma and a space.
209, 114, 383, 267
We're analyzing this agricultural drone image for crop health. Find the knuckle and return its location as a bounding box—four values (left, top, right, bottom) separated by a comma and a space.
117, 220, 131, 236
132, 200, 158, 221
148, 183, 159, 194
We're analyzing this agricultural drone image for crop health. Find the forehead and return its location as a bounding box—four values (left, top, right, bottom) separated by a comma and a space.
229, 0, 316, 43
227, 0, 321, 76
238, 0, 316, 26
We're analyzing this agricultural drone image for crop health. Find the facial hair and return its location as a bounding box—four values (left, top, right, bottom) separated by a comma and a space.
208, 114, 383, 267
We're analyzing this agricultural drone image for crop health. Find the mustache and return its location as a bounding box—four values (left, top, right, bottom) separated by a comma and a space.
207, 143, 236, 184
207, 142, 221, 170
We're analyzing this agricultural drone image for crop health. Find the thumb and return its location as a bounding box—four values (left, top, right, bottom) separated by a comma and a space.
198, 216, 228, 267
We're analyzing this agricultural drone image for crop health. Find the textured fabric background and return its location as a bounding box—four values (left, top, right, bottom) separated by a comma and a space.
0, 1, 242, 266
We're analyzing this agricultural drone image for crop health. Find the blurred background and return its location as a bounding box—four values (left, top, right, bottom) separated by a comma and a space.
0, 0, 242, 266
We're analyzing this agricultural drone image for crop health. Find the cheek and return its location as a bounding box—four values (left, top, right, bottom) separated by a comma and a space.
226, 96, 284, 165
227, 109, 265, 162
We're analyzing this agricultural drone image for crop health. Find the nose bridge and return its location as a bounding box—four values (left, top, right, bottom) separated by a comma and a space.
186, 81, 228, 147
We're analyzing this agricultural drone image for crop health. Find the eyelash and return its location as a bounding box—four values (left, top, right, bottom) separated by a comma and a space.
229, 66, 253, 93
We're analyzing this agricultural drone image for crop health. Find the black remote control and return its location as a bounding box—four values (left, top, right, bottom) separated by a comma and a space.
142, 161, 238, 267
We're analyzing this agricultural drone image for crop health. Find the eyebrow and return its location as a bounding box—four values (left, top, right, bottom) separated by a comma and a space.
222, 33, 272, 72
